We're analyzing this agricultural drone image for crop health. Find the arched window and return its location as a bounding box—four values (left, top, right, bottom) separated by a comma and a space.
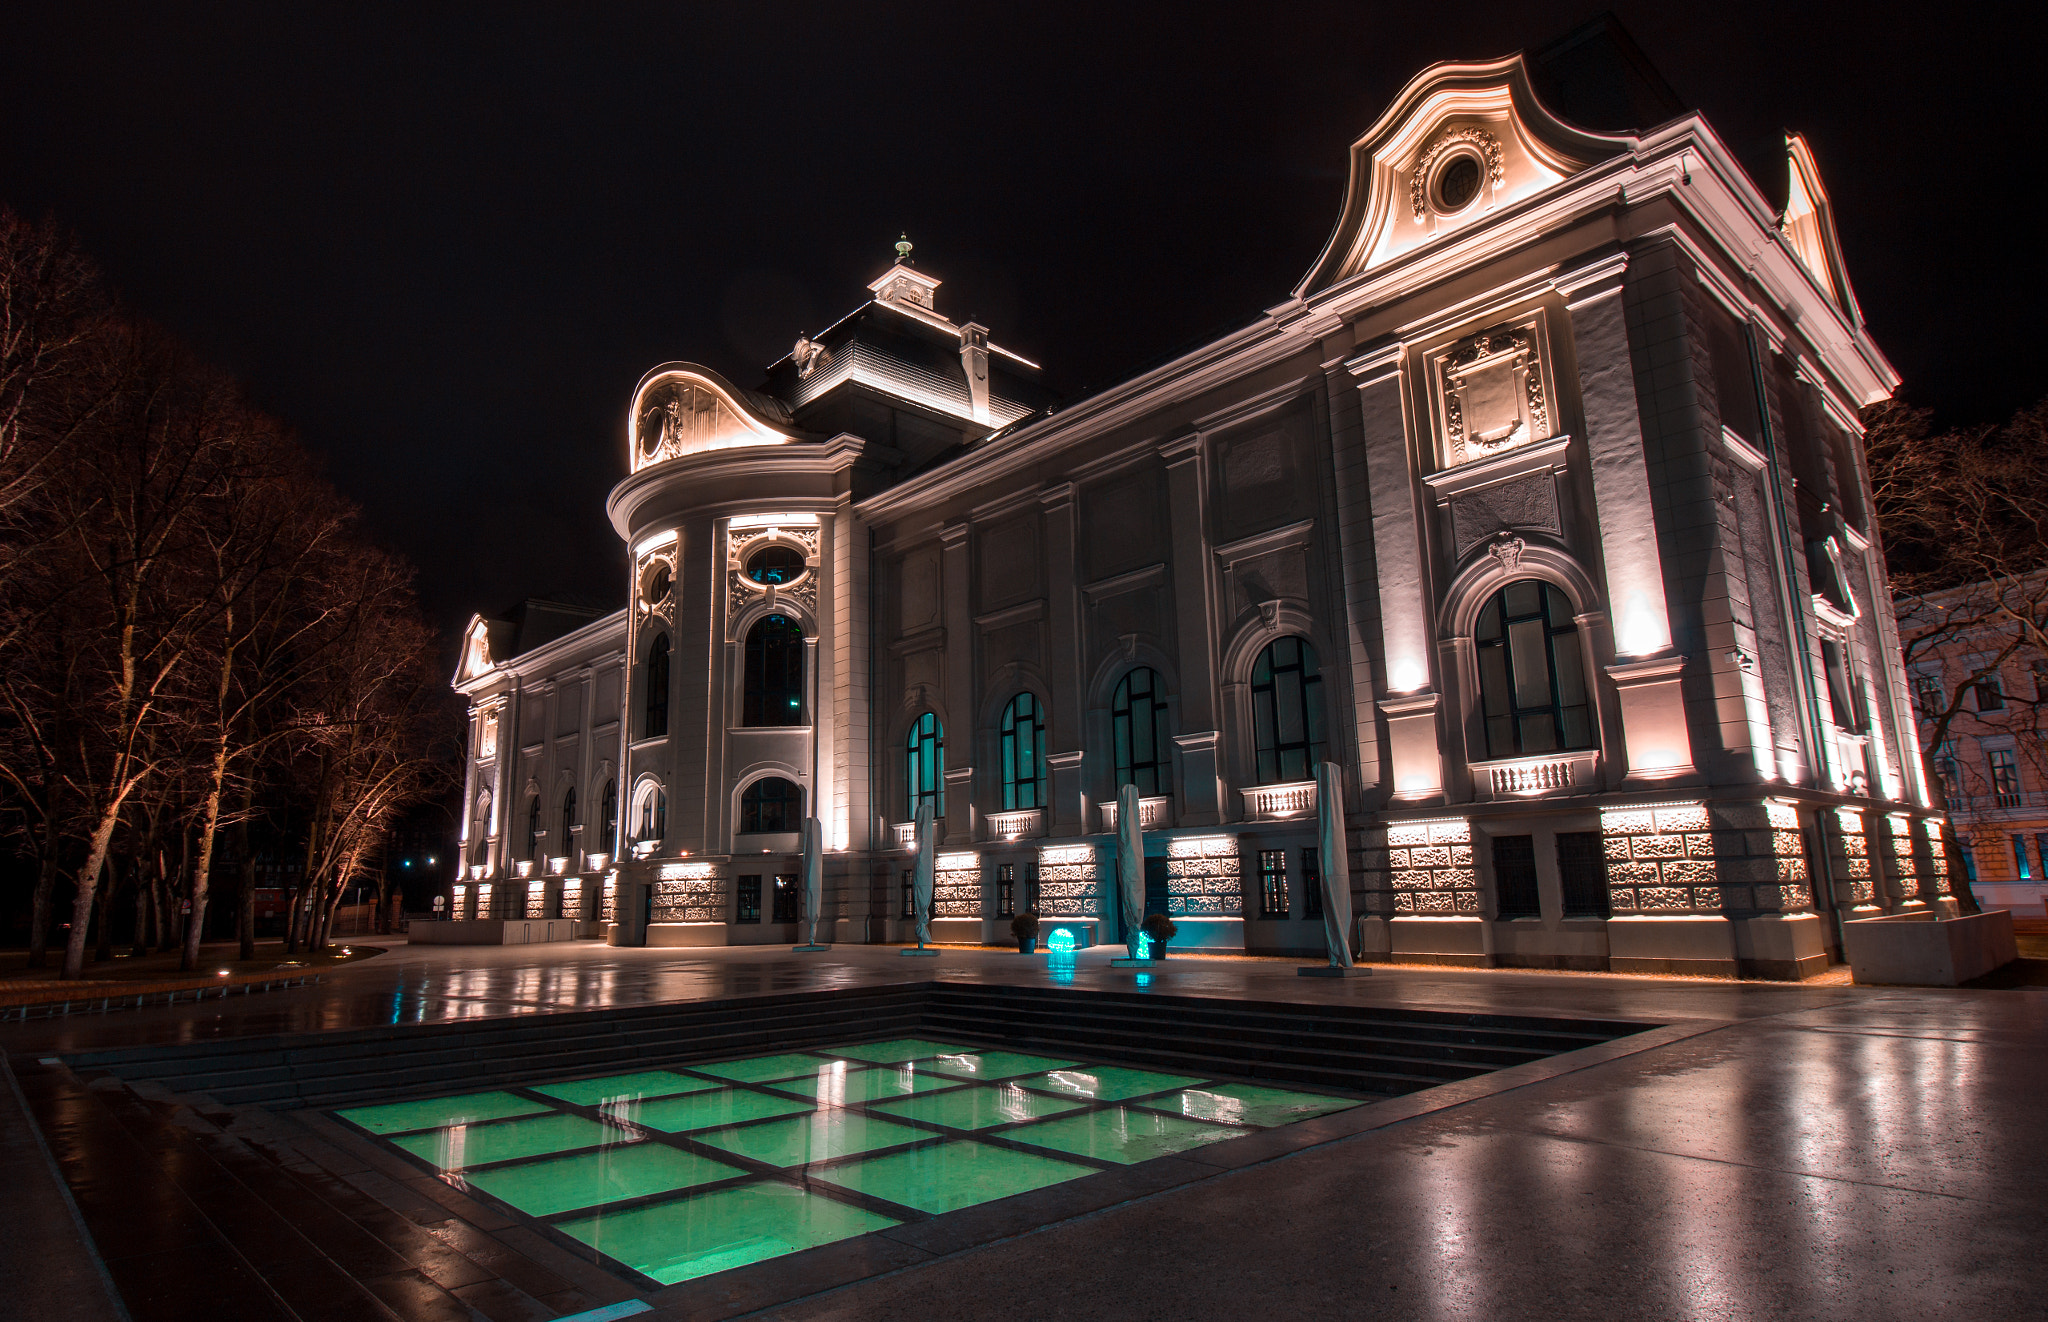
644, 634, 670, 738
600, 780, 617, 852
906, 712, 944, 818
999, 693, 1046, 810
740, 777, 803, 834
1251, 636, 1327, 784
471, 789, 492, 864
633, 781, 667, 842
1475, 579, 1595, 758
523, 794, 541, 860
1112, 667, 1171, 796
743, 614, 805, 726
559, 786, 576, 856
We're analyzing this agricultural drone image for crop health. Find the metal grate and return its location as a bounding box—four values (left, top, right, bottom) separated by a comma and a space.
1555, 831, 1612, 919
1492, 834, 1541, 919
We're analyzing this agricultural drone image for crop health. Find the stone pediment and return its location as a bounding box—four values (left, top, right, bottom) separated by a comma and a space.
1296, 54, 1631, 294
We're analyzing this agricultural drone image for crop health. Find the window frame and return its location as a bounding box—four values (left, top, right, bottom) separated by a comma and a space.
735, 875, 762, 924
1249, 636, 1327, 785
643, 633, 671, 738
771, 873, 801, 923
742, 614, 806, 727
1257, 849, 1289, 919
906, 712, 944, 818
1473, 579, 1597, 760
1111, 667, 1172, 797
999, 692, 1047, 810
739, 777, 803, 835
559, 787, 576, 858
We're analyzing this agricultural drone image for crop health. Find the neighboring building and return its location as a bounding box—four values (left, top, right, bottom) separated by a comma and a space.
1896, 581, 2048, 915
451, 41, 1949, 979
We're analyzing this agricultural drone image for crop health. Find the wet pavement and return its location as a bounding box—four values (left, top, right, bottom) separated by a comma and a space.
4, 939, 2042, 1319
1, 938, 1881, 1056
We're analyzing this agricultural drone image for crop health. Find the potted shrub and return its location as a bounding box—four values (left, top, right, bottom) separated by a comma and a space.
1141, 911, 1177, 960
1011, 908, 1041, 954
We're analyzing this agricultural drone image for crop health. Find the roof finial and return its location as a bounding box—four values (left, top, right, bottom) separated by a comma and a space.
894, 233, 913, 265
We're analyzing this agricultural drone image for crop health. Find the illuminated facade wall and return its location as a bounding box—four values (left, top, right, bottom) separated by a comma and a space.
451, 51, 1942, 976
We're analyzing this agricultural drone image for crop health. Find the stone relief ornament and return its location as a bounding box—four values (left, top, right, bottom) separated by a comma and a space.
477, 710, 499, 761
636, 548, 677, 625
1411, 127, 1505, 221
792, 337, 831, 379
725, 526, 822, 630
1440, 325, 1549, 465
1486, 534, 1527, 572
636, 380, 746, 465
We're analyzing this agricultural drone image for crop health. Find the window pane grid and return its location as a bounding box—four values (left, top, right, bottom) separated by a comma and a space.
742, 615, 805, 727
1492, 834, 1540, 919
999, 693, 1046, 810
906, 712, 944, 818
1258, 849, 1289, 919
1112, 668, 1171, 797
1474, 582, 1595, 760
1555, 832, 1611, 919
735, 876, 761, 924
1250, 638, 1326, 786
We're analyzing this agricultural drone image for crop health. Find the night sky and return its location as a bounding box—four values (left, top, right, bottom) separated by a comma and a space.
3, 2, 2039, 647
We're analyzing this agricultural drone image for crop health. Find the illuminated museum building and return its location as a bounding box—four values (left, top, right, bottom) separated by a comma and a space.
451, 50, 1951, 979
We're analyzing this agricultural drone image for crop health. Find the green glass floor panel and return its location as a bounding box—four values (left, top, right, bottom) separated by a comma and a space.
391, 1112, 623, 1171
466, 1142, 743, 1216
693, 1053, 835, 1083
558, 1180, 897, 1286
694, 1110, 933, 1168
1013, 1065, 1207, 1102
337, 1090, 553, 1135
1007, 1106, 1250, 1164
769, 1061, 956, 1104
1163, 1082, 1360, 1128
925, 1050, 1079, 1081
625, 1087, 813, 1133
823, 1038, 976, 1064
818, 1138, 1094, 1215
868, 1082, 1086, 1130
531, 1071, 722, 1108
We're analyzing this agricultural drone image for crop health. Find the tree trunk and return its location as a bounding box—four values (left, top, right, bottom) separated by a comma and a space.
131, 855, 150, 958
61, 808, 122, 979
93, 857, 117, 963
180, 741, 231, 972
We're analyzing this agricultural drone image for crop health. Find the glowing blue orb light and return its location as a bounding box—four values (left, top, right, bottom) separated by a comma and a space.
1048, 927, 1077, 954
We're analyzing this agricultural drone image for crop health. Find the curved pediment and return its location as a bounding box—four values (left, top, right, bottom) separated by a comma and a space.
1296, 54, 1633, 296
627, 364, 802, 473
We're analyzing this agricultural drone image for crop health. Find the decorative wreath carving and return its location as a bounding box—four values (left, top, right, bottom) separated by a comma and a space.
725, 526, 822, 630
1410, 127, 1505, 222
1440, 325, 1548, 465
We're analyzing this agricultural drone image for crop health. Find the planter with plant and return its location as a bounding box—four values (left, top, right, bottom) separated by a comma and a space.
1011, 908, 1041, 954
1141, 911, 1177, 959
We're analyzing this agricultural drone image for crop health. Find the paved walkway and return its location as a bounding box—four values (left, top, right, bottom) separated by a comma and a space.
4, 939, 2041, 1319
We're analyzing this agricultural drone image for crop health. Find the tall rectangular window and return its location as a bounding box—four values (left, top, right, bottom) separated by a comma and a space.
901, 869, 915, 918
2036, 834, 2048, 881
2014, 837, 2033, 882
1302, 847, 1323, 920
1956, 836, 1977, 883
1976, 673, 2006, 712
1987, 748, 2021, 807
1555, 832, 1611, 919
1913, 671, 1944, 720
736, 875, 761, 924
1933, 743, 1960, 798
771, 873, 800, 922
996, 864, 1015, 917
1492, 834, 1541, 919
1258, 849, 1288, 919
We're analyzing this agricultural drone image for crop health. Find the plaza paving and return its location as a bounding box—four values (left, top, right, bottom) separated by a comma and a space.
3, 938, 2043, 1319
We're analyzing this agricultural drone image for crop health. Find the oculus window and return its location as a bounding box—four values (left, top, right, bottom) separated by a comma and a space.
740, 777, 803, 835
999, 692, 1046, 810
1112, 667, 1171, 797
906, 712, 944, 818
1475, 580, 1594, 759
745, 544, 806, 585
743, 614, 805, 726
1250, 636, 1326, 784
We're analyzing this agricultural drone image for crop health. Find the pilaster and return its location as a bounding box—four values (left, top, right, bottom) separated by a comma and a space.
939, 522, 975, 841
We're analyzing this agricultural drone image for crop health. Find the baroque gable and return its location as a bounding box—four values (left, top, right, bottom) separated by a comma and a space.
1296, 54, 1630, 294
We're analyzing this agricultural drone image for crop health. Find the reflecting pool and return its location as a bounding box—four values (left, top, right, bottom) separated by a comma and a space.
334, 1037, 1360, 1287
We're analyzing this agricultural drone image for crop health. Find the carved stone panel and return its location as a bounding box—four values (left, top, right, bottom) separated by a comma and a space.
1082, 468, 1166, 580
982, 621, 1043, 676
1432, 315, 1555, 467
726, 525, 820, 634
1227, 547, 1310, 617
900, 549, 941, 631
1087, 584, 1164, 654
979, 515, 1041, 608
1215, 405, 1310, 540
1447, 471, 1562, 558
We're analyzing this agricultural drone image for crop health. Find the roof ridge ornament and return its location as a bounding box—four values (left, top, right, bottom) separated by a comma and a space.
895, 233, 914, 264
